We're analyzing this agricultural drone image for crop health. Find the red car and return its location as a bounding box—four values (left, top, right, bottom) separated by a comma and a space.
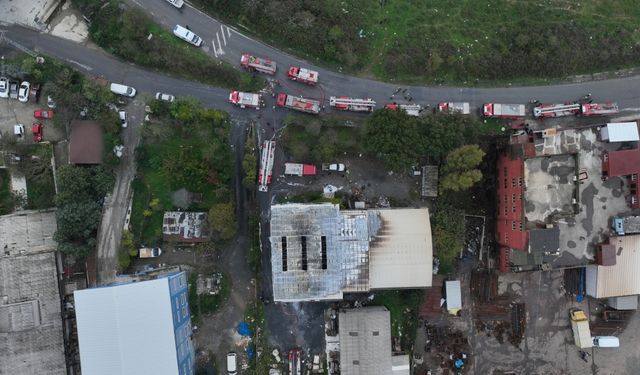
34, 109, 54, 119
32, 123, 43, 142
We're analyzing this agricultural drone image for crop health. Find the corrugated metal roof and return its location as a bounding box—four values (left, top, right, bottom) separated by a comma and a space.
391, 355, 410, 375
368, 209, 433, 289
74, 278, 179, 375
592, 234, 640, 298
602, 122, 639, 142
339, 307, 392, 375
445, 280, 462, 311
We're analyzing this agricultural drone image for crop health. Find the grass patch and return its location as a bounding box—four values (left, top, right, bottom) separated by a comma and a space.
130, 99, 233, 246
188, 272, 231, 322
371, 289, 423, 352
281, 115, 364, 162
24, 144, 56, 209
188, 0, 640, 85
74, 1, 262, 91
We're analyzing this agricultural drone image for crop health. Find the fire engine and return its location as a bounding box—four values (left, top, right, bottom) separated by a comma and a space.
329, 96, 376, 113
533, 103, 581, 118
240, 53, 277, 75
228, 91, 263, 109
276, 93, 321, 114
258, 140, 275, 192
580, 102, 619, 116
438, 102, 470, 115
482, 103, 526, 119
287, 66, 318, 85
384, 103, 422, 116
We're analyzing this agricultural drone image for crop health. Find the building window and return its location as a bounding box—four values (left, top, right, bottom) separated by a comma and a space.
504, 167, 507, 177
519, 222, 523, 231
512, 193, 516, 202
512, 221, 516, 230
175, 297, 179, 309
512, 178, 516, 187
512, 206, 516, 213
504, 195, 508, 204
181, 293, 186, 305
518, 177, 523, 187
504, 233, 509, 242
182, 305, 187, 318
504, 179, 507, 189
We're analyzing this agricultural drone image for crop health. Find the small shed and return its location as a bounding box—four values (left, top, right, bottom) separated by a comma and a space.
445, 280, 462, 315
600, 122, 639, 143
421, 165, 439, 198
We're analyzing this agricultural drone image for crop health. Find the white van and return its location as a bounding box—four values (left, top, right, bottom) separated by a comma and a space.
592, 336, 620, 348
173, 25, 203, 47
110, 83, 137, 97
226, 352, 237, 374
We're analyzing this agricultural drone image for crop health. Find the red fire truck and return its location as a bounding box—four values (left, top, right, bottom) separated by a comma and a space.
276, 93, 321, 114
240, 53, 277, 75
287, 66, 319, 85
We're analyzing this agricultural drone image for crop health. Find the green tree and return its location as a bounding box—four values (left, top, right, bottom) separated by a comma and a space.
208, 202, 237, 241
432, 203, 465, 273
364, 109, 422, 170
439, 145, 485, 192
54, 201, 102, 257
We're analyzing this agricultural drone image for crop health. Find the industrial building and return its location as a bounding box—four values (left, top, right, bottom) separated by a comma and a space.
496, 124, 633, 272
74, 272, 195, 375
586, 234, 640, 303
0, 210, 66, 375
338, 306, 410, 375
269, 204, 432, 302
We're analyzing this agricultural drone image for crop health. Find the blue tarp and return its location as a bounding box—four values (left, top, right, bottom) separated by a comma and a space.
245, 347, 255, 359
237, 322, 252, 337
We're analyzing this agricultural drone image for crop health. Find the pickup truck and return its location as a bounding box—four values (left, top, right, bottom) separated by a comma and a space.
322, 163, 345, 172
139, 247, 162, 258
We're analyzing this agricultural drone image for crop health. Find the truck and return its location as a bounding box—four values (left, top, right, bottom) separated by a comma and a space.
482, 103, 526, 119
284, 163, 317, 176
533, 103, 581, 118
288, 349, 302, 375
258, 140, 275, 192
384, 102, 422, 116
228, 91, 264, 109
240, 53, 277, 75
330, 96, 376, 113
570, 309, 592, 349
581, 102, 619, 117
287, 66, 319, 85
438, 102, 471, 115
612, 216, 640, 235
322, 163, 345, 172
276, 93, 321, 114
139, 247, 162, 258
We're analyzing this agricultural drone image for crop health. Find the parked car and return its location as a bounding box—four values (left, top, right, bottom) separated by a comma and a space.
9, 81, 19, 99
0, 77, 8, 98
155, 92, 175, 102
226, 352, 237, 375
34, 109, 54, 119
322, 163, 346, 172
165, 0, 184, 8
14, 124, 25, 137
118, 110, 128, 128
29, 83, 41, 102
47, 95, 56, 108
18, 81, 30, 102
173, 24, 203, 47
139, 247, 162, 258
32, 123, 43, 142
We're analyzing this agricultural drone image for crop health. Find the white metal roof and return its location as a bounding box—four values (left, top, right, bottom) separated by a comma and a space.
368, 209, 433, 289
602, 122, 639, 142
339, 307, 392, 375
74, 278, 179, 375
587, 234, 640, 298
445, 280, 462, 311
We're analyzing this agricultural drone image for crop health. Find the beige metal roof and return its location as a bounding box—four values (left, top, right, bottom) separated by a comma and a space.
368, 208, 433, 289
590, 234, 640, 298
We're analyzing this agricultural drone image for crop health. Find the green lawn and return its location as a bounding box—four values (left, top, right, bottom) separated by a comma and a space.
371, 289, 423, 351
190, 0, 640, 85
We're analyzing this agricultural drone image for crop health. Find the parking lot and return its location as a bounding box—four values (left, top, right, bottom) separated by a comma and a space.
0, 91, 65, 144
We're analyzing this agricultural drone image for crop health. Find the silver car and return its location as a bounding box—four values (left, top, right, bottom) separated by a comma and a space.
155, 92, 175, 102
0, 77, 8, 98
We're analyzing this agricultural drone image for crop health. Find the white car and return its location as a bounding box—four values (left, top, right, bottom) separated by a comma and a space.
0, 77, 8, 98
165, 0, 184, 8
14, 124, 25, 137
119, 110, 128, 128
155, 92, 175, 102
18, 81, 30, 103
226, 352, 237, 375
47, 96, 56, 108
173, 25, 203, 47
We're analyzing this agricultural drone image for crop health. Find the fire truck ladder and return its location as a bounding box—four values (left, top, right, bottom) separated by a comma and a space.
258, 140, 275, 192
536, 103, 580, 114
330, 97, 376, 107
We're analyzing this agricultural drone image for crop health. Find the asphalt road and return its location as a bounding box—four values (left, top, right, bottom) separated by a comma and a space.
128, 0, 640, 113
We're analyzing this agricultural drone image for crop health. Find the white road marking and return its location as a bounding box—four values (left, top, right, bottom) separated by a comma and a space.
65, 58, 92, 71
212, 40, 218, 58
226, 26, 231, 38
216, 32, 223, 54
220, 25, 226, 45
